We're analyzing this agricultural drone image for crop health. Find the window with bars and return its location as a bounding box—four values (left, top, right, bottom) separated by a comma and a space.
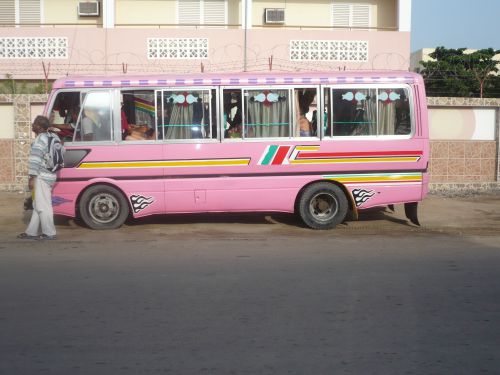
0, 0, 41, 25
332, 3, 371, 28
178, 0, 227, 25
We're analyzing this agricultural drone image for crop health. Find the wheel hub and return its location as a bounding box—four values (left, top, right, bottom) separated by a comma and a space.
89, 194, 119, 223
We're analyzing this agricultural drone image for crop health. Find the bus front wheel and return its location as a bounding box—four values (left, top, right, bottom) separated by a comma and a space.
298, 182, 348, 230
79, 185, 130, 229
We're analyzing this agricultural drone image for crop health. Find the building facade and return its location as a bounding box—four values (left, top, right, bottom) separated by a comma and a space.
0, 0, 412, 80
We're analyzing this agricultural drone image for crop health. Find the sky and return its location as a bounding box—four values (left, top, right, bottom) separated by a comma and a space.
411, 0, 500, 52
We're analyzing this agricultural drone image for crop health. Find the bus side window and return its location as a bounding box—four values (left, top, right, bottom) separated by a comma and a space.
378, 88, 411, 135
48, 91, 81, 143
294, 88, 317, 137
74, 91, 113, 142
331, 88, 377, 136
161, 89, 214, 140
121, 90, 156, 141
244, 88, 290, 138
223, 89, 243, 139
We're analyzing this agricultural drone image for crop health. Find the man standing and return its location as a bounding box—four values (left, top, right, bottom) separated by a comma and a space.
17, 115, 58, 240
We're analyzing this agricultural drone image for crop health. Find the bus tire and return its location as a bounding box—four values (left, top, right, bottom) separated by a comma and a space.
79, 185, 129, 230
298, 182, 348, 230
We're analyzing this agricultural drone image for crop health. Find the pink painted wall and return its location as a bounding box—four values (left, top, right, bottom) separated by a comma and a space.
0, 27, 410, 79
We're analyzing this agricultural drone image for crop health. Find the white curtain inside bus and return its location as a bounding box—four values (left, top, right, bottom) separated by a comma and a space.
245, 89, 290, 138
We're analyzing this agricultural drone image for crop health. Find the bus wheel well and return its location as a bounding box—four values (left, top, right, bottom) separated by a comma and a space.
76, 182, 130, 213
76, 182, 131, 229
294, 180, 355, 215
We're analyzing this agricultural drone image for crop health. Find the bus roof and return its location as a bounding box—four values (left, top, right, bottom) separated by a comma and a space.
52, 71, 423, 90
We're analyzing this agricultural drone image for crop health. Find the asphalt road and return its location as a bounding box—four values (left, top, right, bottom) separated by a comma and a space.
1, 192, 500, 374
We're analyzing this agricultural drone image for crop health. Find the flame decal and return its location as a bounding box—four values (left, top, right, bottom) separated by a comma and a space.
351, 188, 376, 207
130, 194, 155, 213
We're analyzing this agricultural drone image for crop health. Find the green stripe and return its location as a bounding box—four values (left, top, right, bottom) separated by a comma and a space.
323, 172, 421, 179
159, 124, 204, 127
261, 145, 279, 165
246, 123, 289, 127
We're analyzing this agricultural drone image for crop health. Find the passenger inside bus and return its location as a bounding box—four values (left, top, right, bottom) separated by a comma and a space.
48, 91, 80, 142
223, 90, 242, 138
121, 90, 156, 141
295, 88, 317, 137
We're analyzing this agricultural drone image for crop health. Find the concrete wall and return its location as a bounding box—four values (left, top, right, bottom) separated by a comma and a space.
428, 97, 500, 191
0, 26, 410, 79
0, 94, 48, 191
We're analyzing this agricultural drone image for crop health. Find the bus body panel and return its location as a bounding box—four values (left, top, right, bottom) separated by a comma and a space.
46, 71, 429, 227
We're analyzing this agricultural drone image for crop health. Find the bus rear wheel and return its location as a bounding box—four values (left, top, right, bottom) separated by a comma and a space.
79, 185, 129, 229
298, 182, 348, 230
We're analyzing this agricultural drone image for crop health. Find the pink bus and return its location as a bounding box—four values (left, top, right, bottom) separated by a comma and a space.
46, 71, 429, 230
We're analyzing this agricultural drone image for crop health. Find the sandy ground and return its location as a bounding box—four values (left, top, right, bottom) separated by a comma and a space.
0, 191, 499, 241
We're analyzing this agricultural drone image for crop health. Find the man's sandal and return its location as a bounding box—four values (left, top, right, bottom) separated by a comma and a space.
17, 233, 39, 240
38, 234, 57, 240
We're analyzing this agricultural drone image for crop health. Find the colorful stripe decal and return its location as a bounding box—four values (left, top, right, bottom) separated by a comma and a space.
291, 157, 420, 164
273, 146, 291, 165
324, 172, 422, 184
258, 145, 292, 165
78, 158, 250, 169
260, 145, 422, 165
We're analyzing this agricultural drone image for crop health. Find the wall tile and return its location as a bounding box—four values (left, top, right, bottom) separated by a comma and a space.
481, 142, 497, 159
465, 142, 482, 159
430, 141, 449, 158
449, 142, 465, 158
0, 159, 13, 182
465, 158, 482, 176
430, 159, 448, 176
0, 140, 13, 158
481, 159, 496, 177
448, 159, 465, 176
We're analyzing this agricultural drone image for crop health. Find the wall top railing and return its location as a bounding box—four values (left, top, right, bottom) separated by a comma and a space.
428, 97, 500, 107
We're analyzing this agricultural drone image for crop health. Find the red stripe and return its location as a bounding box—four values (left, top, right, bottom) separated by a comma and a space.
271, 146, 291, 165
298, 150, 422, 158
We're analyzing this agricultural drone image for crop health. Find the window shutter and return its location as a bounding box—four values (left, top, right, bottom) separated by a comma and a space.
203, 0, 225, 25
19, 0, 41, 24
178, 0, 200, 24
352, 4, 370, 28
0, 0, 15, 24
332, 3, 350, 27
332, 3, 370, 28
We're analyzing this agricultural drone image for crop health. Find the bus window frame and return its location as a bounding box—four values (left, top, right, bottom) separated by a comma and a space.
54, 88, 116, 145
322, 83, 416, 140
154, 86, 219, 143
221, 84, 321, 141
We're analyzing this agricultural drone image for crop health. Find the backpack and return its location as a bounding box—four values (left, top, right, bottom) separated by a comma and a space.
45, 132, 65, 172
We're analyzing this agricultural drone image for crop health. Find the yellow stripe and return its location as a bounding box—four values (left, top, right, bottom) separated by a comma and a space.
327, 175, 422, 183
295, 146, 320, 152
79, 159, 250, 169
291, 157, 419, 164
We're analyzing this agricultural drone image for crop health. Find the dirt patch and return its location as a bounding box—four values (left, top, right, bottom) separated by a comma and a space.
1, 191, 499, 241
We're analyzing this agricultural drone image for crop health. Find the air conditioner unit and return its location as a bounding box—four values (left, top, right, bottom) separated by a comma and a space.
265, 8, 285, 24
78, 1, 99, 17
